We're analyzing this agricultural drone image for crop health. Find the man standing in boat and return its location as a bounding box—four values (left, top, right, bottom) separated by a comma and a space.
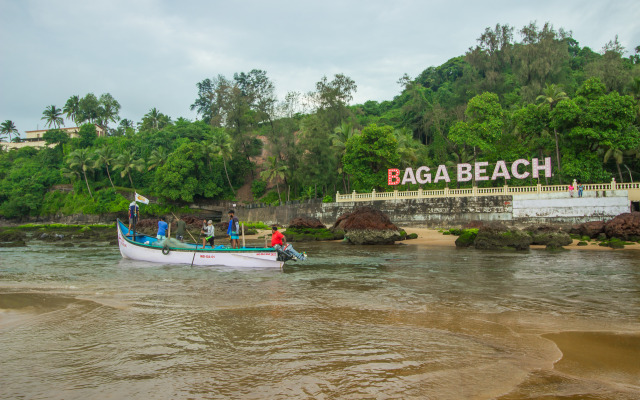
228, 210, 240, 249
127, 199, 139, 236
202, 220, 214, 248
157, 217, 168, 241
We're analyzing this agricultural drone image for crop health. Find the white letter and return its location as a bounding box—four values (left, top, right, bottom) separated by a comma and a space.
457, 163, 472, 182
532, 157, 552, 179
434, 165, 451, 183
416, 166, 431, 184
474, 161, 489, 181
402, 168, 416, 185
511, 159, 530, 179
491, 160, 511, 180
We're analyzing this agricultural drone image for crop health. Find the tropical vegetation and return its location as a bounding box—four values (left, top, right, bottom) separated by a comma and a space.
1, 22, 639, 218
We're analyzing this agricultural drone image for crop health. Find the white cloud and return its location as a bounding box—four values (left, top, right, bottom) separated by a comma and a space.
1, 0, 638, 135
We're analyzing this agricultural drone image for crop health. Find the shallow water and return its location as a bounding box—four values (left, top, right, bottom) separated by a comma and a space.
1, 240, 639, 399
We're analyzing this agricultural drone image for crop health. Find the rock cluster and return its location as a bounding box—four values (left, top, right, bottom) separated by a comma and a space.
288, 217, 326, 229
571, 212, 640, 240
526, 225, 573, 249
333, 206, 400, 245
473, 223, 532, 250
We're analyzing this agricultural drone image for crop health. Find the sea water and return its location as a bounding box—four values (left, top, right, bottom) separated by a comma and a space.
1, 240, 639, 399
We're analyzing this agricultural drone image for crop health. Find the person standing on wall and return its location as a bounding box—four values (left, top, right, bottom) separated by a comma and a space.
228, 210, 240, 249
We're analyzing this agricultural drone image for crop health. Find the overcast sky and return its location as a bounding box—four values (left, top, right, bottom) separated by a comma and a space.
1, 0, 639, 136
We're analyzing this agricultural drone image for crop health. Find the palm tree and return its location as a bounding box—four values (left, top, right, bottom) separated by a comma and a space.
94, 146, 117, 189
536, 84, 569, 181
98, 93, 121, 129
604, 146, 625, 182
41, 105, 64, 129
67, 148, 95, 199
1, 120, 18, 142
260, 156, 288, 204
63, 95, 82, 126
113, 150, 145, 189
211, 130, 235, 195
146, 147, 168, 171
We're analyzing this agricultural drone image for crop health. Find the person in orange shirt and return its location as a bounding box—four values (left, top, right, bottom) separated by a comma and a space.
271, 226, 306, 260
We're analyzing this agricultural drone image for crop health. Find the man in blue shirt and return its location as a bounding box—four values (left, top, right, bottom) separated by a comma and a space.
157, 217, 168, 241
227, 210, 240, 248
127, 200, 139, 235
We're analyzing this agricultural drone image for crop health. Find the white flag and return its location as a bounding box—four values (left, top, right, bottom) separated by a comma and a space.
134, 192, 149, 204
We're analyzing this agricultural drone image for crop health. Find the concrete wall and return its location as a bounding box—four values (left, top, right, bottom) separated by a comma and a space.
240, 192, 631, 228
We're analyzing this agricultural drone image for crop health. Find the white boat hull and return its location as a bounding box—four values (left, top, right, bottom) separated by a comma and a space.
117, 221, 283, 269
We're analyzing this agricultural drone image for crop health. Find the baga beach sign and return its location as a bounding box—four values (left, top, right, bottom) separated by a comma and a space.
388, 157, 552, 186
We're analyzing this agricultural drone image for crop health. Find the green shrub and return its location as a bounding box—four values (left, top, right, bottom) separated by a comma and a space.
407, 233, 418, 239
322, 195, 333, 203
581, 235, 591, 241
251, 180, 267, 199
449, 228, 463, 236
243, 221, 270, 230
443, 231, 451, 235
577, 241, 588, 246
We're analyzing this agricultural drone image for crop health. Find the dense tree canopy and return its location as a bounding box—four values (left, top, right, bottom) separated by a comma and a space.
1, 21, 639, 218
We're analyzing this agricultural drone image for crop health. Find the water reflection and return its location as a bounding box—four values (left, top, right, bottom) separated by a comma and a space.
0, 240, 639, 399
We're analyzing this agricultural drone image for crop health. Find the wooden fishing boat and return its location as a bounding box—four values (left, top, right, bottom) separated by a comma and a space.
116, 219, 285, 269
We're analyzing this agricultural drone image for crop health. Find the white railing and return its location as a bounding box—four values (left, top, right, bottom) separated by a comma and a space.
336, 178, 640, 203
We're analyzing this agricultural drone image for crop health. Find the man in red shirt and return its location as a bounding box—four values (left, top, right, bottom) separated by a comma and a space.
271, 226, 306, 261
271, 226, 286, 247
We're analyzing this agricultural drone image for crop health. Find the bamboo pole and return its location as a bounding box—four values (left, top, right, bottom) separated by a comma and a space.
242, 223, 245, 248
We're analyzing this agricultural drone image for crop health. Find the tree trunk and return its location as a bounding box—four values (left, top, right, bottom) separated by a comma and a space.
83, 171, 93, 199
106, 167, 115, 190
127, 171, 135, 191
223, 160, 236, 195
276, 181, 282, 204
617, 163, 624, 183
623, 164, 634, 183
554, 128, 562, 183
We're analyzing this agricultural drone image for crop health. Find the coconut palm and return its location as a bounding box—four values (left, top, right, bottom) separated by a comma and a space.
94, 146, 117, 189
604, 146, 625, 183
1, 120, 18, 142
260, 156, 288, 204
146, 147, 168, 171
63, 95, 82, 126
66, 148, 95, 199
330, 120, 359, 192
113, 150, 145, 189
41, 105, 65, 129
211, 130, 235, 195
537, 84, 569, 181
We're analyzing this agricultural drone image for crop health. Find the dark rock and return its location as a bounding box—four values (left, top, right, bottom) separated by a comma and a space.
0, 229, 27, 242
527, 225, 573, 249
571, 221, 605, 238
332, 206, 400, 245
473, 223, 531, 250
288, 217, 326, 229
597, 233, 607, 241
604, 212, 640, 240
464, 221, 484, 229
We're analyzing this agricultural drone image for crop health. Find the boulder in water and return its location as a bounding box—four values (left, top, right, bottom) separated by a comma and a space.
604, 212, 640, 240
473, 223, 531, 250
288, 216, 326, 229
332, 206, 399, 245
